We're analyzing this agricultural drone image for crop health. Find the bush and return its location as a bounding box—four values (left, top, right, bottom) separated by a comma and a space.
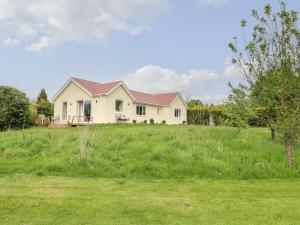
188, 104, 269, 127
143, 120, 147, 124
0, 86, 30, 130
132, 120, 137, 124
150, 118, 154, 124
188, 105, 226, 126
162, 120, 166, 124
37, 100, 54, 117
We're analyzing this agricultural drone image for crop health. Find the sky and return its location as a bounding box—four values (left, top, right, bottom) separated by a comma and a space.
0, 0, 299, 104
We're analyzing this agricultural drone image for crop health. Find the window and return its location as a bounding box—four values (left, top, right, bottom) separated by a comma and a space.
84, 100, 92, 121
175, 109, 181, 118
115, 100, 123, 112
136, 105, 146, 116
62, 102, 68, 120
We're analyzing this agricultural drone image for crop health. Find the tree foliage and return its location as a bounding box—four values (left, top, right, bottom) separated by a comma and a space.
186, 98, 203, 109
37, 88, 48, 104
229, 1, 300, 167
0, 86, 30, 130
36, 89, 53, 117
37, 100, 54, 117
223, 83, 252, 131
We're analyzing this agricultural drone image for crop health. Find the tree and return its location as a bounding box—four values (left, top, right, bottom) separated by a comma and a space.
37, 88, 48, 104
37, 100, 54, 117
229, 1, 300, 167
223, 83, 252, 132
0, 86, 30, 130
36, 89, 53, 117
186, 98, 203, 109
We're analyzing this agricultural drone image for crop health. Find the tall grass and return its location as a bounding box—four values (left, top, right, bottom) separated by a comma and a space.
78, 127, 95, 167
0, 125, 299, 179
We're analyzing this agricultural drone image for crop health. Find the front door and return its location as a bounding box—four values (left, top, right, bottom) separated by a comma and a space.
77, 101, 83, 122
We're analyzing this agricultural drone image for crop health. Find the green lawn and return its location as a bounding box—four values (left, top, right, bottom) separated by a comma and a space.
0, 125, 300, 224
0, 175, 299, 225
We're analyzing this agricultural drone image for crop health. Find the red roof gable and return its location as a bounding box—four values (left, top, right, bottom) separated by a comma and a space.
71, 77, 180, 106
72, 77, 122, 95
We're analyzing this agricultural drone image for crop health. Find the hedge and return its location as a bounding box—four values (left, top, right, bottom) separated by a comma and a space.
187, 105, 226, 126
187, 105, 268, 127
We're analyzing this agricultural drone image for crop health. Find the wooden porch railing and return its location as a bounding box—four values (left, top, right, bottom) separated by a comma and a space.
50, 116, 93, 126
68, 116, 94, 125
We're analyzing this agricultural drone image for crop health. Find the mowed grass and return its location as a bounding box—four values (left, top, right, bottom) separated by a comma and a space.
0, 175, 300, 225
0, 124, 299, 179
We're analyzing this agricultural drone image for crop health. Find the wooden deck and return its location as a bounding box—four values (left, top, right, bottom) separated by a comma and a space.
48, 116, 94, 128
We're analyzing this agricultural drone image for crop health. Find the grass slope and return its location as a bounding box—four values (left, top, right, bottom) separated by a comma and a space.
0, 125, 299, 179
1, 175, 300, 225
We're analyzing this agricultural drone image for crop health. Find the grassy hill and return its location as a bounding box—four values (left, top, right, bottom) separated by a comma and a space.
0, 125, 299, 179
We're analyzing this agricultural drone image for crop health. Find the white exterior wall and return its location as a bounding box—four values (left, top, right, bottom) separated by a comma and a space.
53, 81, 103, 123
102, 85, 133, 123
166, 96, 187, 124
131, 103, 164, 124
53, 81, 187, 125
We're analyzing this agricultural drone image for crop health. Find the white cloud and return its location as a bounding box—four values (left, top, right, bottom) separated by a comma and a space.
0, 0, 169, 52
197, 0, 230, 7
125, 62, 247, 104
223, 57, 243, 79
196, 94, 227, 104
125, 65, 221, 97
2, 38, 20, 46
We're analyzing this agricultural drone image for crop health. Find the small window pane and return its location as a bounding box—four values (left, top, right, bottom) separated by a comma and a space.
136, 105, 146, 115
175, 109, 181, 118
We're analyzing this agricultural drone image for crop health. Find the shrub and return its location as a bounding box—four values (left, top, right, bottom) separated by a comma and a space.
150, 118, 154, 124
162, 120, 166, 124
37, 100, 54, 117
0, 86, 30, 130
143, 120, 147, 124
188, 105, 226, 126
132, 120, 137, 124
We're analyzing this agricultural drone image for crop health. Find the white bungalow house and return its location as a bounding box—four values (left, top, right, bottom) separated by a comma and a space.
52, 77, 187, 125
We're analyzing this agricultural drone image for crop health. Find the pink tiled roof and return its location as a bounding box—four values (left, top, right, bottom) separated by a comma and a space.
72, 77, 122, 95
130, 90, 179, 106
72, 77, 180, 106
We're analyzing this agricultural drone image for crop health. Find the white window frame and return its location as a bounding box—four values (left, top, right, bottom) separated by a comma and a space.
115, 99, 123, 113
136, 105, 146, 116
62, 102, 68, 121
175, 108, 181, 118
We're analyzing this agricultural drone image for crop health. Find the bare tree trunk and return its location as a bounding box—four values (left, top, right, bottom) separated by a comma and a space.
271, 128, 276, 140
284, 141, 293, 168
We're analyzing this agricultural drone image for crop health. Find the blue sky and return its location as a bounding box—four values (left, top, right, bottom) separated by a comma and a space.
0, 0, 299, 103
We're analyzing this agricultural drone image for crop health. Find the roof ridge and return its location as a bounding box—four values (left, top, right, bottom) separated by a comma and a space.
72, 77, 103, 85
130, 89, 179, 96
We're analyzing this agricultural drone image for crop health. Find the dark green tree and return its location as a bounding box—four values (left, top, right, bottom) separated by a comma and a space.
36, 89, 53, 117
229, 1, 300, 167
0, 86, 30, 130
37, 88, 48, 104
